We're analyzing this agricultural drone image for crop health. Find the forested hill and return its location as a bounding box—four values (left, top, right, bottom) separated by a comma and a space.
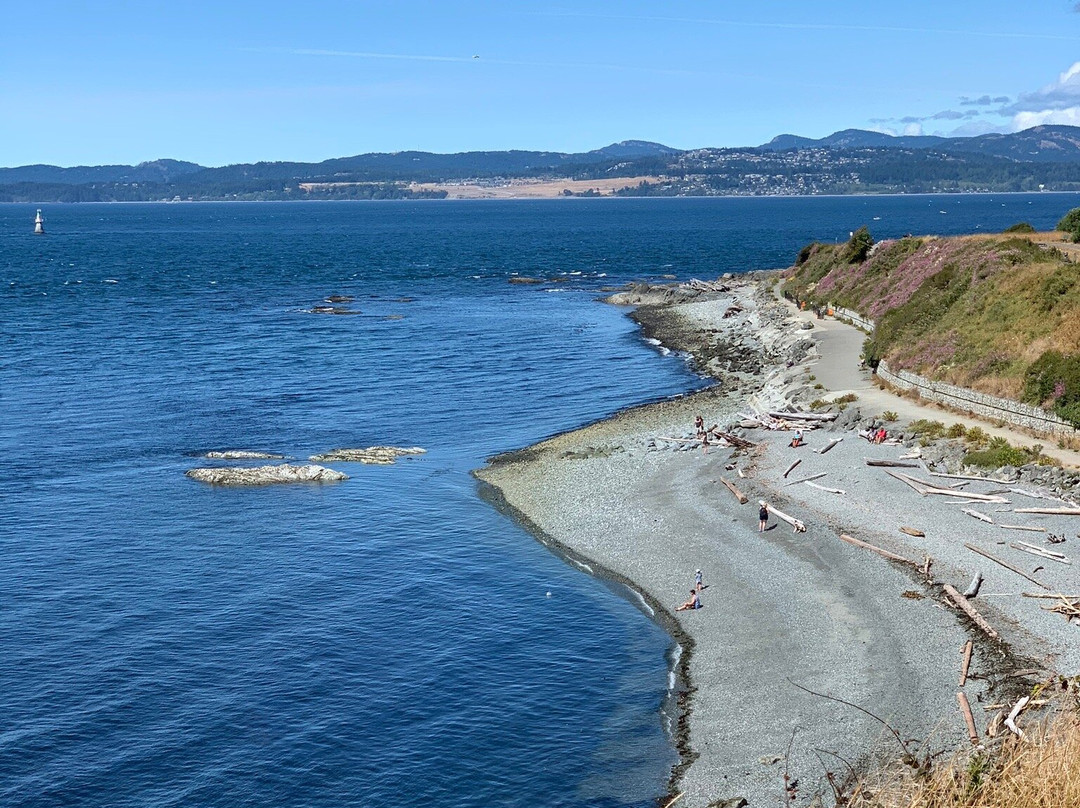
10, 127, 1080, 202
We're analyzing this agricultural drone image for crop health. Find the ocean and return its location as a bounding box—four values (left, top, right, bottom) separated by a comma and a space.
3, 194, 1078, 807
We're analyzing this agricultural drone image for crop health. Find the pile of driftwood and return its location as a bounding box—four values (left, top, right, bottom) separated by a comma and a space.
647, 428, 755, 454
738, 409, 836, 432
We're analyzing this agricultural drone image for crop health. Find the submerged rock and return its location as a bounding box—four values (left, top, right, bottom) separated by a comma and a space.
309, 446, 426, 465
203, 450, 284, 460
186, 464, 347, 485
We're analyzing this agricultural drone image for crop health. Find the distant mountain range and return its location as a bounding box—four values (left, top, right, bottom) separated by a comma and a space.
7, 127, 1080, 202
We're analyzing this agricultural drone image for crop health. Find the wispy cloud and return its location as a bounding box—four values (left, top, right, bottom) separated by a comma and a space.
528, 11, 1080, 42
279, 47, 698, 77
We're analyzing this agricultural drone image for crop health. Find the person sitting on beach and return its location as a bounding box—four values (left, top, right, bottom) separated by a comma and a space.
789, 429, 804, 448
759, 502, 769, 532
874, 427, 887, 444
675, 589, 701, 611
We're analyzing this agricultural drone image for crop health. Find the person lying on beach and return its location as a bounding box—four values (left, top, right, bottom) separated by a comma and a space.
675, 589, 701, 611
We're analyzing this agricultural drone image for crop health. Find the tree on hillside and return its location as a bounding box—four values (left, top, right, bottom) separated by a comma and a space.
843, 226, 874, 263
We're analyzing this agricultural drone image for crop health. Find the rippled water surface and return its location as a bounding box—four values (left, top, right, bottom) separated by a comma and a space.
3, 195, 1077, 807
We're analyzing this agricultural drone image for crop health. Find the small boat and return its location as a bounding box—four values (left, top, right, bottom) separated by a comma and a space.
34, 209, 44, 235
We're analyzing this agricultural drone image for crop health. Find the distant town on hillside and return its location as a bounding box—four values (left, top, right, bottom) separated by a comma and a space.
7, 125, 1080, 202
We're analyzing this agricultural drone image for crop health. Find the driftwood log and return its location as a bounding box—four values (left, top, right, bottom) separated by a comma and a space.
785, 472, 827, 487
713, 430, 755, 450
768, 410, 837, 422
866, 459, 920, 468
719, 477, 749, 505
816, 437, 843, 455
964, 543, 1050, 591
943, 584, 1000, 639
1013, 507, 1080, 516
998, 524, 1047, 533
804, 481, 845, 495
957, 692, 979, 745
838, 533, 916, 566
959, 639, 974, 686
763, 501, 806, 533
962, 508, 995, 524
782, 458, 802, 479
1011, 541, 1070, 565
900, 526, 925, 537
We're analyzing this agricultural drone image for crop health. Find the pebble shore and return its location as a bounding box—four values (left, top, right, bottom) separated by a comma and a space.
476, 277, 1077, 807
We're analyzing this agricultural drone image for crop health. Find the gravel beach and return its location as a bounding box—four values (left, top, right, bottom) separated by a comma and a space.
476, 278, 1078, 807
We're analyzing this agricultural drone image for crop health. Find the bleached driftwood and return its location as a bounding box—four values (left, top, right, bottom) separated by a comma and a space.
998, 524, 1047, 533
1011, 541, 1070, 565
962, 508, 995, 524
838, 533, 917, 566
964, 543, 1050, 591
943, 584, 1000, 639
762, 501, 806, 533
719, 477, 749, 505
804, 481, 845, 495
785, 472, 827, 487
900, 526, 926, 537
768, 410, 837, 422
1008, 488, 1065, 503
963, 572, 984, 598
1013, 507, 1080, 516
713, 429, 754, 449
1004, 696, 1031, 739
885, 469, 932, 494
926, 470, 1004, 484
816, 437, 843, 455
782, 458, 802, 478
866, 459, 920, 468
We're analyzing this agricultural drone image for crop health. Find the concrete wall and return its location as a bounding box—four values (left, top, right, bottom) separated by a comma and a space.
876, 360, 1076, 437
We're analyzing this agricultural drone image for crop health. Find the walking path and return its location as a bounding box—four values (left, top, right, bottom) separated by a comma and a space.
774, 285, 1080, 468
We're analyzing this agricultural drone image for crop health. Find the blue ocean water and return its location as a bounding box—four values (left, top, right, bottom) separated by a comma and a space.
2, 194, 1078, 808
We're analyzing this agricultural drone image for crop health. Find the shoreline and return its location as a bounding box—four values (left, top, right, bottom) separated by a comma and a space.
474, 276, 1065, 806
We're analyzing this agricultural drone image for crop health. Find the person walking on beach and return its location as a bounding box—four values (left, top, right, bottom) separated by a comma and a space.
676, 589, 701, 611
759, 502, 769, 532
695, 569, 703, 591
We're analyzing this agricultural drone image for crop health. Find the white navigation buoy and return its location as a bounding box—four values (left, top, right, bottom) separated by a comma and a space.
34, 209, 44, 235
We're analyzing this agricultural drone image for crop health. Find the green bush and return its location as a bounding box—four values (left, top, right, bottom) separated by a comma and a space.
1023, 349, 1080, 427
843, 226, 874, 264
882, 410, 898, 422
1056, 207, 1080, 232
908, 419, 946, 440
964, 426, 989, 447
945, 423, 967, 439
964, 443, 1037, 469
1003, 221, 1036, 234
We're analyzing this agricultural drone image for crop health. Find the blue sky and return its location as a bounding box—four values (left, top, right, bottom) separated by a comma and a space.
5, 1, 1080, 167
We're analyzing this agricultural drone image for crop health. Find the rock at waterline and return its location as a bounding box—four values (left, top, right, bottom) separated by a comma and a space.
186, 464, 348, 485
309, 446, 426, 465
203, 450, 284, 460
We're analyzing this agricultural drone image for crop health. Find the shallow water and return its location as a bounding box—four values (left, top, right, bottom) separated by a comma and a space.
2, 195, 1077, 807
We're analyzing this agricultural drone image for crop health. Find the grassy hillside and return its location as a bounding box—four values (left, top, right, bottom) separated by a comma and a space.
782, 230, 1080, 419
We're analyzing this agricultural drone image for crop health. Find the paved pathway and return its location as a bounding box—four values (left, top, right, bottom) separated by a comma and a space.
773, 283, 1080, 468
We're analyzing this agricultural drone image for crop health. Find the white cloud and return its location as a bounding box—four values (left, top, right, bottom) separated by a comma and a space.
1003, 61, 1080, 130
902, 122, 924, 136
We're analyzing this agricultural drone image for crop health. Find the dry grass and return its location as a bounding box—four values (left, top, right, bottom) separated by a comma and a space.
849, 692, 1080, 808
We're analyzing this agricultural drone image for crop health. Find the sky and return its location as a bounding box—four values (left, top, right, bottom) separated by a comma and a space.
5, 1, 1080, 167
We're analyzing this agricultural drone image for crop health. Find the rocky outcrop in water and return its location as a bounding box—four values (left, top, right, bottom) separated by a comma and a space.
203, 450, 284, 460
309, 446, 427, 465
186, 464, 348, 485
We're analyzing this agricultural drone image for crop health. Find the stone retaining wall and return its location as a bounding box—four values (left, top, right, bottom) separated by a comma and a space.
876, 360, 1076, 437
829, 304, 875, 333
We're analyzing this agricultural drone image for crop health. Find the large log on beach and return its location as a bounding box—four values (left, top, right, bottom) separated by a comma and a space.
942, 584, 1000, 639
785, 472, 826, 486
838, 533, 916, 565
767, 411, 838, 422
782, 458, 801, 479
866, 459, 920, 468
719, 477, 749, 504
762, 501, 806, 533
1011, 541, 1070, 565
816, 437, 843, 455
964, 543, 1050, 590
804, 481, 845, 495
713, 430, 755, 449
